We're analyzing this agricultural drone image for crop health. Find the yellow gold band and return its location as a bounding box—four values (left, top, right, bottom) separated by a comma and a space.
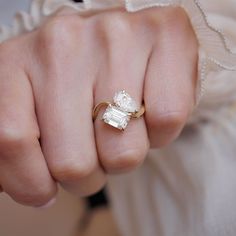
92, 102, 145, 121
92, 90, 145, 131
92, 102, 111, 121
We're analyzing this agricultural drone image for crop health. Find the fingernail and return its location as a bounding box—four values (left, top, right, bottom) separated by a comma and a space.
36, 197, 56, 209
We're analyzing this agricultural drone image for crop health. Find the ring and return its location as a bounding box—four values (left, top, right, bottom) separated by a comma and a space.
93, 90, 145, 131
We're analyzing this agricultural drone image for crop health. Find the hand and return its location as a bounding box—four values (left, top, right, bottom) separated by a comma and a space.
0, 7, 198, 207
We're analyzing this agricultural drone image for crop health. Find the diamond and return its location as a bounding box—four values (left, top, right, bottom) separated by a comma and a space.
103, 104, 130, 130
113, 90, 139, 113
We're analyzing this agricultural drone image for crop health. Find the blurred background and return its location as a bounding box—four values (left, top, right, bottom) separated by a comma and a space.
0, 187, 120, 236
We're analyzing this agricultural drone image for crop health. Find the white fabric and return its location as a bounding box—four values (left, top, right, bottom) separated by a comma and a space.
0, 1, 236, 236
0, 0, 30, 25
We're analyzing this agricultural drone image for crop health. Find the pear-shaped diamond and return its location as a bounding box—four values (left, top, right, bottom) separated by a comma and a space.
113, 90, 138, 113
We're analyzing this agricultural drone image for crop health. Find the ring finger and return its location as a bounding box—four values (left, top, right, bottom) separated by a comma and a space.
94, 39, 150, 174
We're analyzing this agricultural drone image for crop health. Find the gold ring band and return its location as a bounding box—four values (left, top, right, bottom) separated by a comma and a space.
92, 102, 111, 121
92, 90, 145, 131
92, 102, 145, 120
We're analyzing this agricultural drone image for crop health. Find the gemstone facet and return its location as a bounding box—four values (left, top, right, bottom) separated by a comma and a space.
103, 104, 130, 130
102, 90, 139, 130
113, 90, 139, 113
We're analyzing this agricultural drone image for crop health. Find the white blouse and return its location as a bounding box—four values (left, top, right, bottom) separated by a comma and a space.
0, 1, 236, 236
0, 0, 30, 25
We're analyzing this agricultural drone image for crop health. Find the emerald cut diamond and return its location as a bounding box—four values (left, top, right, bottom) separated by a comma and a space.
103, 104, 130, 130
102, 90, 139, 130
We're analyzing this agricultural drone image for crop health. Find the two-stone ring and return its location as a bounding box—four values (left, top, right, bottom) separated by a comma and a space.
92, 90, 145, 131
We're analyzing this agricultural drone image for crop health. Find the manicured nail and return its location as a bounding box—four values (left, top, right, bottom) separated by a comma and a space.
36, 197, 56, 209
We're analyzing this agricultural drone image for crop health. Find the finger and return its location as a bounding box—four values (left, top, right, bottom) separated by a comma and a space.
94, 25, 150, 174
0, 185, 3, 193
35, 78, 106, 196
32, 43, 106, 196
144, 19, 198, 148
0, 65, 57, 207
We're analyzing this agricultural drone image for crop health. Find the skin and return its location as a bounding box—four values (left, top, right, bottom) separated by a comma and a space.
0, 7, 198, 207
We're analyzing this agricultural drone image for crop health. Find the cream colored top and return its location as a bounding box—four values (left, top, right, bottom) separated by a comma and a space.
0, 1, 236, 236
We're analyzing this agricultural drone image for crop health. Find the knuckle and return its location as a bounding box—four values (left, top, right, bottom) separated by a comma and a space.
12, 188, 54, 207
97, 12, 132, 39
51, 157, 96, 183
103, 147, 147, 173
61, 169, 107, 197
152, 7, 189, 28
37, 15, 82, 57
108, 13, 131, 33
0, 126, 36, 152
161, 7, 190, 28
75, 182, 105, 198
146, 7, 194, 39
149, 109, 188, 134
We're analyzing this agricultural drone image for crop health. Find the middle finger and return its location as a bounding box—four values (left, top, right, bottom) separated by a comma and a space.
94, 31, 150, 174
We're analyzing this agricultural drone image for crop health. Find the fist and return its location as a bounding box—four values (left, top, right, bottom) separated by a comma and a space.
0, 7, 198, 207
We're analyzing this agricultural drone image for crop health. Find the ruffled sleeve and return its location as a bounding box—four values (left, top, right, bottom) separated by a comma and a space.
1, 0, 235, 68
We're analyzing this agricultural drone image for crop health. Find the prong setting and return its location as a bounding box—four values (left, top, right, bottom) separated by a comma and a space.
93, 90, 144, 131
103, 104, 130, 130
